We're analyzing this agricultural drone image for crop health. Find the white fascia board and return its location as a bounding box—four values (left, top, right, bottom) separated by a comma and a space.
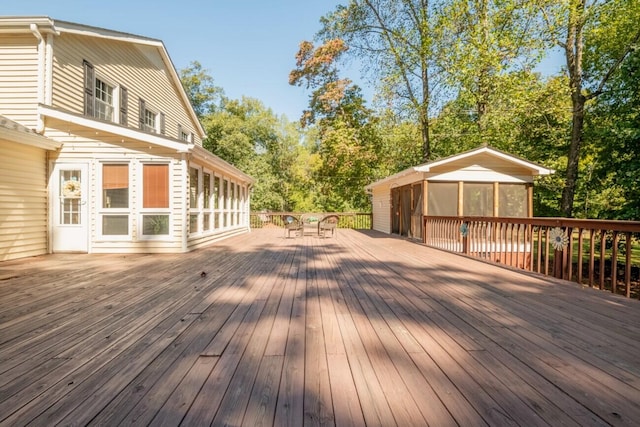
0, 126, 60, 150
365, 167, 422, 191
39, 105, 192, 152
416, 146, 554, 175
191, 145, 254, 184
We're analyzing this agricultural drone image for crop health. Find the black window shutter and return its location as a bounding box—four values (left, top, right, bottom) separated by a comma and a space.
138, 98, 145, 130
178, 124, 183, 139
119, 86, 128, 125
159, 112, 166, 135
83, 60, 95, 117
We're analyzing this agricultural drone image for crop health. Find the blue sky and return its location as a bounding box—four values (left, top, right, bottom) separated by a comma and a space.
3, 1, 344, 120
4, 1, 563, 120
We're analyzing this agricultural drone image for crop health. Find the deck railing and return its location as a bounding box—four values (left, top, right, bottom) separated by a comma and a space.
424, 216, 640, 299
250, 212, 372, 230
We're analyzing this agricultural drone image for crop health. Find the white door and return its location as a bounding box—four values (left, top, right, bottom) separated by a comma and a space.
52, 163, 89, 252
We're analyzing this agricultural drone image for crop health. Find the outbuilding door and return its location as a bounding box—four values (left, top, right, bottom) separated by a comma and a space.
52, 163, 89, 252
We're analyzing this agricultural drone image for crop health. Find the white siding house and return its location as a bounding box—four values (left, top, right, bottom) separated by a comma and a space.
0, 17, 253, 260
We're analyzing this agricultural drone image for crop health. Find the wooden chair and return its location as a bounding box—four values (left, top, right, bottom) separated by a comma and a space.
283, 215, 302, 238
319, 214, 339, 237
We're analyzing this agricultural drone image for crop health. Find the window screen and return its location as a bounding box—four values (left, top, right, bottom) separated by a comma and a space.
499, 183, 527, 217
463, 183, 493, 216
428, 182, 458, 216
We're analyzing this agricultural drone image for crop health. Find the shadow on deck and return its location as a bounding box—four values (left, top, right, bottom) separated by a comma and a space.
0, 228, 639, 426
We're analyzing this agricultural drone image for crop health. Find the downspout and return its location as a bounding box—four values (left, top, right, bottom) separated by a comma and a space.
30, 24, 46, 133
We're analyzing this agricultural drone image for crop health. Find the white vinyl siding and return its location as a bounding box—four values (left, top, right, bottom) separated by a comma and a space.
371, 185, 391, 234
0, 140, 49, 261
51, 34, 201, 144
0, 36, 40, 128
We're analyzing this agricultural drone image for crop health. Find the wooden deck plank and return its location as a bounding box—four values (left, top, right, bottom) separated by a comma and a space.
0, 228, 639, 426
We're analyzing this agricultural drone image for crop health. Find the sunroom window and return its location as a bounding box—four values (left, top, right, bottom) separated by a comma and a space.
142, 163, 170, 236
101, 164, 129, 236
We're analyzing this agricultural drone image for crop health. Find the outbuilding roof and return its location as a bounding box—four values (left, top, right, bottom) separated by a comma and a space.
365, 145, 554, 190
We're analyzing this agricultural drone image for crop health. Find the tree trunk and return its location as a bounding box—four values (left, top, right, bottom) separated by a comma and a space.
561, 91, 585, 217
420, 64, 431, 162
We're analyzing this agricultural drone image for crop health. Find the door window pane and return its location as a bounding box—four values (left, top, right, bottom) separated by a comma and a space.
60, 170, 82, 225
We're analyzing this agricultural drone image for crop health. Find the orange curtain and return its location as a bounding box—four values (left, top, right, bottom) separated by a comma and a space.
103, 164, 128, 189
143, 164, 169, 208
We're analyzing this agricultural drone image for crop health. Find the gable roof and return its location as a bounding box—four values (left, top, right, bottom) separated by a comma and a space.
0, 16, 205, 138
366, 145, 554, 190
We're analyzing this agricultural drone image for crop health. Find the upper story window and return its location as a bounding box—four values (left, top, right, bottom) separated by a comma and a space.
139, 98, 165, 135
178, 125, 191, 142
83, 60, 127, 125
95, 78, 114, 121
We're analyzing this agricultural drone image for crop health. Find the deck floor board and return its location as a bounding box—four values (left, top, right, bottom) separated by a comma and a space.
1, 228, 639, 426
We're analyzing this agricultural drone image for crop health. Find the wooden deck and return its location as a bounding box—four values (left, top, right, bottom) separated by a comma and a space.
1, 228, 639, 426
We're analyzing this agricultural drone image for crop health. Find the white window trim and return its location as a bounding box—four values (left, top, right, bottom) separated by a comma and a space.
94, 74, 118, 123
97, 161, 132, 241
202, 169, 213, 233
138, 161, 173, 240
189, 166, 202, 236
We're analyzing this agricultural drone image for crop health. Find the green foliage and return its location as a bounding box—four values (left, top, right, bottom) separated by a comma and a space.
179, 61, 224, 118
175, 1, 639, 220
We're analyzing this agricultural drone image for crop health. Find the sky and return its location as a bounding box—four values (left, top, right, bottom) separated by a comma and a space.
3, 1, 564, 120
2, 1, 345, 120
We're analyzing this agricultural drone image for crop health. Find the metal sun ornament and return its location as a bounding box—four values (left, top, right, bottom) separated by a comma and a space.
549, 227, 569, 251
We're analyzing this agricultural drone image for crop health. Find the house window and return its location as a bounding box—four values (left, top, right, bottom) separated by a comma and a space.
214, 175, 220, 229
101, 164, 129, 236
139, 99, 165, 134
178, 125, 192, 142
95, 78, 114, 121
142, 163, 170, 236
223, 178, 229, 227
203, 172, 211, 231
189, 167, 199, 233
83, 60, 126, 124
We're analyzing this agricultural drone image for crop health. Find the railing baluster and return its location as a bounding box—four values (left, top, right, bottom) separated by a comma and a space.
599, 230, 606, 291
589, 229, 595, 288
577, 228, 584, 285
611, 231, 618, 294
625, 232, 632, 298
567, 227, 574, 281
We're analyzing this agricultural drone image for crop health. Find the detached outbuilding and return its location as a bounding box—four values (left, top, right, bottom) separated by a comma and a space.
365, 146, 554, 240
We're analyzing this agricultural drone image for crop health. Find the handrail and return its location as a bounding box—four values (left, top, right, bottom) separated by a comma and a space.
424, 215, 640, 299
250, 212, 372, 230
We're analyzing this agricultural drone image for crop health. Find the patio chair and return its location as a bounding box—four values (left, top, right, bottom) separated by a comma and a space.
283, 215, 302, 238
319, 214, 339, 237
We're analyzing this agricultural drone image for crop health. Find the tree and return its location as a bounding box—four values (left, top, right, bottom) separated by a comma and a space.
179, 61, 224, 119
319, 0, 437, 161
543, 0, 640, 217
290, 40, 384, 211
434, 0, 547, 135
